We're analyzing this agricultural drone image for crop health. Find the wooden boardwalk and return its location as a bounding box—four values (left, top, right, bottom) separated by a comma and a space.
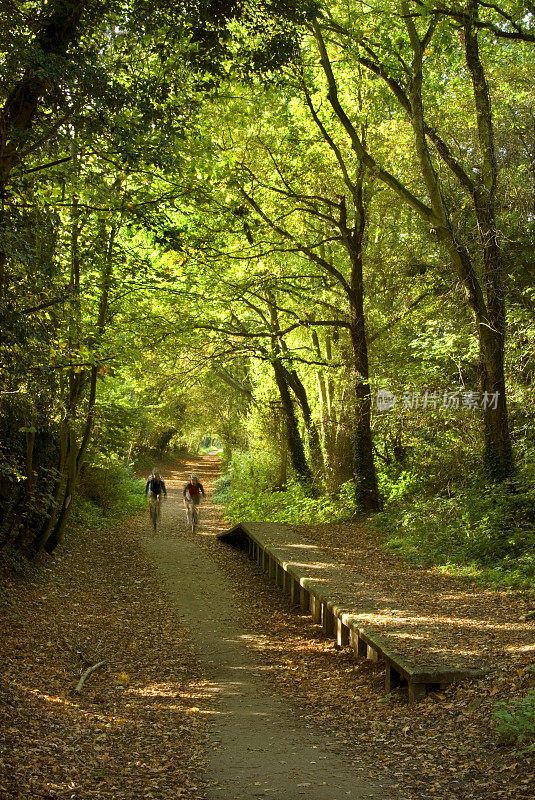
219, 521, 483, 701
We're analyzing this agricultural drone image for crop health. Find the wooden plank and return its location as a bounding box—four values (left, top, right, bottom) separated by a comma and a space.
310, 593, 322, 624
322, 603, 335, 636
366, 644, 381, 662
336, 618, 350, 647
385, 661, 404, 693
350, 628, 367, 658
220, 522, 485, 700
299, 585, 310, 612
282, 569, 292, 595
408, 682, 428, 702
290, 576, 300, 606
268, 555, 275, 580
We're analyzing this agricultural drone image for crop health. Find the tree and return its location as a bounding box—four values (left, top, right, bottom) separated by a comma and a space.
0, 0, 233, 552
306, 0, 521, 480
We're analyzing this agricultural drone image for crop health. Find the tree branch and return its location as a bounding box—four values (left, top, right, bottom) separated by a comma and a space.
310, 18, 439, 226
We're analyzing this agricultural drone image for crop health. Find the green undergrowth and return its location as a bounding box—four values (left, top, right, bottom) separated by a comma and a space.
494, 682, 535, 748
0, 545, 37, 580
369, 458, 535, 590
213, 450, 356, 525
71, 461, 146, 530
218, 448, 535, 590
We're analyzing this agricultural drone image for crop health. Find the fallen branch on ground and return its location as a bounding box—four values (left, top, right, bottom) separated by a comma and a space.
74, 660, 107, 693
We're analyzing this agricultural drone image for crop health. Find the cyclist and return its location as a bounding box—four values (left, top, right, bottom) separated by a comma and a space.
145, 468, 167, 500
145, 468, 167, 530
183, 474, 205, 528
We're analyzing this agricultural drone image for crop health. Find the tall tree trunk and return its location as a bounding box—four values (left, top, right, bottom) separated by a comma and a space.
280, 357, 325, 485
272, 358, 313, 485
278, 415, 288, 488
311, 328, 344, 494
0, 0, 88, 296
35, 223, 115, 553
464, 4, 513, 480
267, 293, 313, 486
0, 0, 88, 189
478, 299, 513, 479
313, 13, 514, 482
348, 310, 379, 511
342, 173, 380, 511
43, 363, 99, 553
35, 415, 70, 551
404, 1, 513, 480
43, 426, 78, 553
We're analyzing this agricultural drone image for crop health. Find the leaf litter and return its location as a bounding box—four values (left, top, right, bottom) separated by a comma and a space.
0, 510, 208, 800
1, 455, 533, 800
199, 495, 534, 800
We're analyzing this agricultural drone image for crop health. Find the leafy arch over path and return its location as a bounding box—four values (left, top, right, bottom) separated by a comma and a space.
0, 0, 534, 557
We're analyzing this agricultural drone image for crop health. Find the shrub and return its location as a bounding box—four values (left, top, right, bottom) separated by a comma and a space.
71, 461, 146, 529
0, 545, 34, 576
370, 468, 535, 589
214, 450, 356, 525
494, 686, 535, 746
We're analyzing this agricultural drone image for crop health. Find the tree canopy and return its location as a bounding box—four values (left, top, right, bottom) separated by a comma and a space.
0, 0, 533, 571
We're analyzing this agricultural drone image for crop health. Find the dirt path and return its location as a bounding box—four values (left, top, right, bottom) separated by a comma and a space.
142, 456, 384, 800
153, 456, 534, 800
2, 455, 532, 800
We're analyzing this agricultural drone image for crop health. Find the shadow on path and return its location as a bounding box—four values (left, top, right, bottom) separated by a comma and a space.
140, 457, 386, 800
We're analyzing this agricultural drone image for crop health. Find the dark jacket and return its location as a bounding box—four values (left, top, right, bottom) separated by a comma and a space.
145, 475, 167, 496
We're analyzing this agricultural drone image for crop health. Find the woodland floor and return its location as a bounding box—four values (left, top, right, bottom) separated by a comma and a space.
1, 455, 534, 799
